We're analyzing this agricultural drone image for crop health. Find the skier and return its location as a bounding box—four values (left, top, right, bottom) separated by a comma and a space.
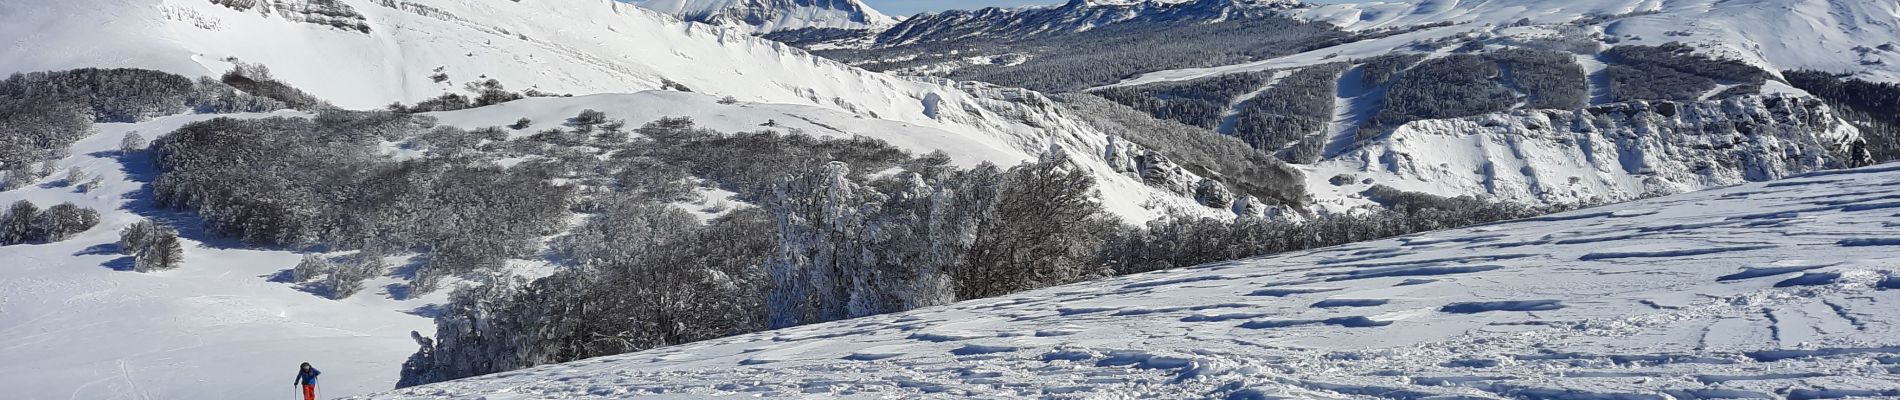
293, 362, 321, 400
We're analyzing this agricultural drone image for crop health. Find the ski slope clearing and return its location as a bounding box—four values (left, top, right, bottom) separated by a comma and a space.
0, 113, 439, 400
365, 164, 1900, 399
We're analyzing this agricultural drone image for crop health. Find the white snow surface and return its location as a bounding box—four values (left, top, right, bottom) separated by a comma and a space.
363, 164, 1900, 399
626, 0, 895, 32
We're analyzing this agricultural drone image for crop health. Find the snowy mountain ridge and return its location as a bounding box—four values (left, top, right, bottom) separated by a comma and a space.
1122, 0, 1900, 86
871, 0, 1307, 45
625, 0, 895, 33
360, 162, 1900, 399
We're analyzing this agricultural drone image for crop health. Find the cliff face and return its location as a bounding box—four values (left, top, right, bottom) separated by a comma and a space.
1325, 95, 1868, 206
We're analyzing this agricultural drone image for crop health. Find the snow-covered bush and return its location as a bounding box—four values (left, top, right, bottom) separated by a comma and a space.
219, 61, 329, 110
120, 132, 146, 155
326, 253, 384, 299
36, 203, 99, 242
0, 201, 41, 245
0, 201, 99, 245
119, 219, 183, 272
292, 254, 330, 282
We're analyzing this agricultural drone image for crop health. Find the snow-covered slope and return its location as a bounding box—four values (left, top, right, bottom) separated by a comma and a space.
626, 0, 894, 32
364, 163, 1900, 399
0, 86, 1241, 399
1122, 0, 1900, 86
0, 0, 1241, 221
0, 112, 440, 400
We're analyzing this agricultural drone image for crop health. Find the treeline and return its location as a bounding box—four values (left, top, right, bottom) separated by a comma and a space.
1230, 63, 1352, 163
1367, 54, 1518, 137
1092, 62, 1349, 164
151, 112, 571, 294
384, 78, 568, 114
1, 68, 287, 189
1783, 70, 1900, 164
1104, 186, 1569, 275
400, 117, 1121, 386
1604, 43, 1767, 102
1092, 71, 1280, 130
1489, 48, 1588, 110
396, 110, 1587, 388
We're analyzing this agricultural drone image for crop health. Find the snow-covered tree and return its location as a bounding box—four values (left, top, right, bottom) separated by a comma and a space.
956, 150, 1118, 299
327, 252, 385, 299
292, 254, 330, 282
119, 219, 184, 272
120, 132, 146, 154
36, 202, 99, 242
0, 200, 40, 245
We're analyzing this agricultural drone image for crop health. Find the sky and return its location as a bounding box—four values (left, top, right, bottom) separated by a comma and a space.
866, 0, 1363, 16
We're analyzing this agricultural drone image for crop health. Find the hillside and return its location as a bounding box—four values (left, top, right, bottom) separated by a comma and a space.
2, 0, 1898, 399
363, 163, 1900, 399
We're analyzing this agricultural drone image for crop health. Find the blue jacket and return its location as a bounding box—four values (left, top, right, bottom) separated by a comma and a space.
295, 368, 320, 386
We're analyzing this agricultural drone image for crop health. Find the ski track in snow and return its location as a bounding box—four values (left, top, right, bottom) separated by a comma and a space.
363, 165, 1900, 399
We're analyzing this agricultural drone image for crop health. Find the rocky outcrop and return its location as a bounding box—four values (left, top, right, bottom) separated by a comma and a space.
1330, 95, 1867, 206
213, 0, 371, 33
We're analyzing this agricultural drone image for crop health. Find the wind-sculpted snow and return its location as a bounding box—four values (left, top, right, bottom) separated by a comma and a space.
362, 165, 1900, 399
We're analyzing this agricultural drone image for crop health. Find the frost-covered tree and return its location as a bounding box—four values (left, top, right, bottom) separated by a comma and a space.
327, 252, 385, 299
120, 132, 147, 155
37, 202, 99, 242
119, 219, 184, 272
399, 273, 532, 386
292, 254, 331, 282
764, 162, 877, 328
956, 150, 1118, 299
0, 201, 41, 245
62, 167, 85, 188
